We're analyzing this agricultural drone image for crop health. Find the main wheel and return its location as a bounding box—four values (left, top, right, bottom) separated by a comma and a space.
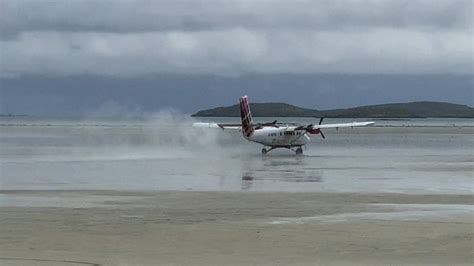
261, 148, 268, 155
296, 147, 303, 155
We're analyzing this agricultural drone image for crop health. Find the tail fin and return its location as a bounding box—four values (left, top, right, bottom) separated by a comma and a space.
239, 95, 254, 137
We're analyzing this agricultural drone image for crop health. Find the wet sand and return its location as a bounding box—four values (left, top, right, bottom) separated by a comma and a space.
0, 190, 472, 265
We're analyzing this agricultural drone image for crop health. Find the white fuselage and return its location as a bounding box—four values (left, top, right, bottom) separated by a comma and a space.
245, 127, 311, 147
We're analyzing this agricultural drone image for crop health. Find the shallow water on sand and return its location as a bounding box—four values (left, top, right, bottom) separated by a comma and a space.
0, 117, 472, 194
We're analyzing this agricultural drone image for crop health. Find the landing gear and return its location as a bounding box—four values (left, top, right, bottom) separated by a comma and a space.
296, 147, 303, 155
261, 146, 303, 155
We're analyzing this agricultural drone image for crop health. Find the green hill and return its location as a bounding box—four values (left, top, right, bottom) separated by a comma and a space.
192, 101, 474, 118
192, 103, 322, 117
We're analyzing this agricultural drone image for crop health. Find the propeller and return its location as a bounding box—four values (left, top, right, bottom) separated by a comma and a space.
318, 117, 325, 139
294, 118, 326, 139
301, 118, 325, 139
319, 130, 326, 139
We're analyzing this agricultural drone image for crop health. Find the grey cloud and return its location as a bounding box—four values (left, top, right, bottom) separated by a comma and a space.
1, 29, 471, 76
0, 0, 472, 76
1, 0, 471, 38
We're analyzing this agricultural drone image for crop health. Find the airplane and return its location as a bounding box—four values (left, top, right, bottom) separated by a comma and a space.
193, 96, 374, 155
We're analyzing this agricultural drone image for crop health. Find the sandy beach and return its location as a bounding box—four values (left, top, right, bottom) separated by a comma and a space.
0, 190, 472, 265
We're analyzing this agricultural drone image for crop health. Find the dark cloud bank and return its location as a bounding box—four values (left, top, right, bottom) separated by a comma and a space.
1, 74, 472, 116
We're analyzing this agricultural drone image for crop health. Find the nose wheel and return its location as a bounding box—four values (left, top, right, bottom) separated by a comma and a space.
261, 148, 268, 155
296, 147, 303, 155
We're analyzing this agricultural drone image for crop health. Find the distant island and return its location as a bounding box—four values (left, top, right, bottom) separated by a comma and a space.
192, 101, 474, 118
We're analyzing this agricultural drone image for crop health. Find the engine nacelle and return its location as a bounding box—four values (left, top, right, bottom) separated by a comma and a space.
308, 128, 320, 134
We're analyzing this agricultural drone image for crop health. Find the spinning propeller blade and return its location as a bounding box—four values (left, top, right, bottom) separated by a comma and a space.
298, 118, 325, 139
318, 117, 325, 139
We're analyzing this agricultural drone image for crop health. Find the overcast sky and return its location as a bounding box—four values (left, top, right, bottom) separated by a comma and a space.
0, 0, 472, 115
1, 0, 472, 77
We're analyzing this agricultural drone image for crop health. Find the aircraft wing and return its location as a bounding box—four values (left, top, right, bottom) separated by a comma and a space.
192, 122, 241, 130
291, 120, 374, 139
315, 121, 374, 129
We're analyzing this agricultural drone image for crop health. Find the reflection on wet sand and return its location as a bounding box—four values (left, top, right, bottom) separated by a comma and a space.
241, 169, 323, 190
241, 175, 253, 190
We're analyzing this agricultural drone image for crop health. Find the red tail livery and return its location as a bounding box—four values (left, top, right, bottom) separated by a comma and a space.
239, 96, 254, 137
